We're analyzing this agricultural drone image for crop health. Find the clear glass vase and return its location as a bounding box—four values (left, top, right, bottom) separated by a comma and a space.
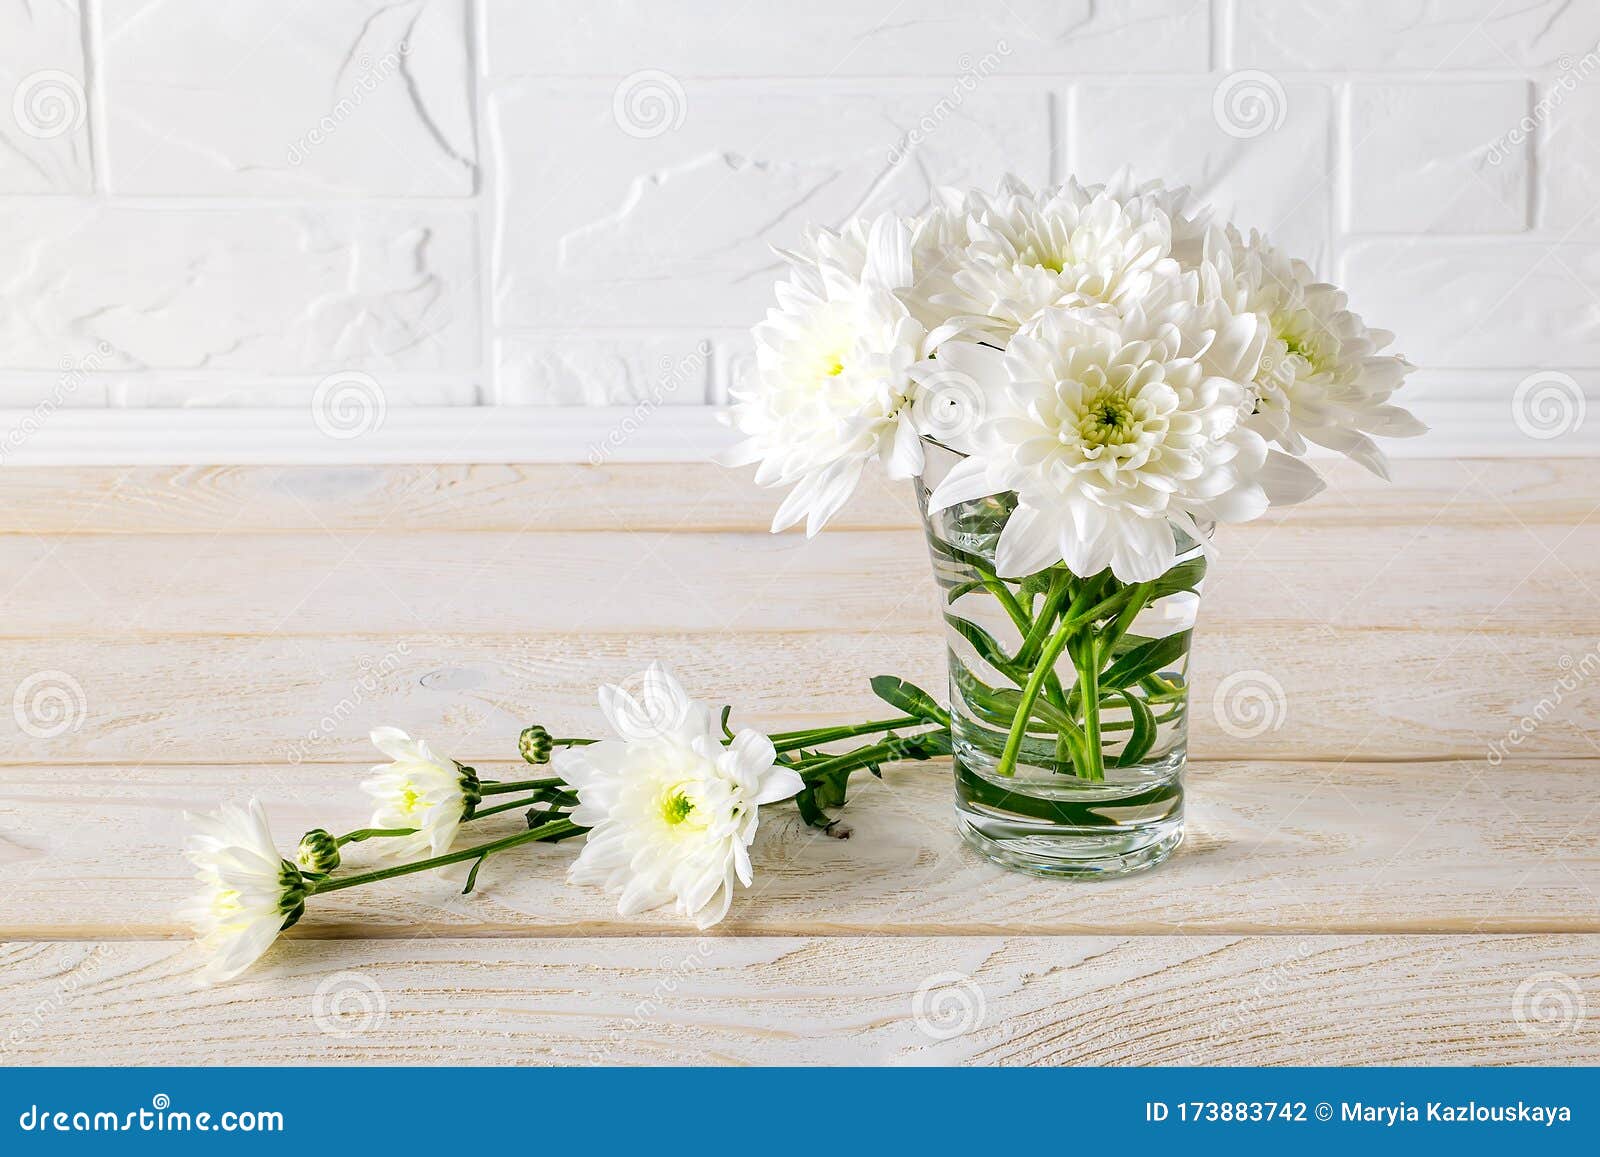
916, 442, 1204, 878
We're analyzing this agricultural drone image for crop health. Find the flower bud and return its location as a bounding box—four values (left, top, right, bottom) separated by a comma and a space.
277, 859, 309, 929
295, 828, 341, 875
519, 724, 553, 765
456, 762, 482, 815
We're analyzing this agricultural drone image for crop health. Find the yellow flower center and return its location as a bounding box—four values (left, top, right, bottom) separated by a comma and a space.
1074, 383, 1144, 449
1271, 312, 1333, 377
1020, 242, 1069, 275
661, 790, 695, 826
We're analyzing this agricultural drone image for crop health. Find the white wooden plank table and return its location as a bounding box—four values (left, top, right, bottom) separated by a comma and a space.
2, 461, 1597, 1064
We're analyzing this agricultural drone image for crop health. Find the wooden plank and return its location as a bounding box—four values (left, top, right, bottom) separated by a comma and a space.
0, 628, 1586, 764
5, 759, 1597, 939
3, 935, 1595, 1065
0, 458, 1592, 534
1, 521, 1595, 638
0, 530, 946, 636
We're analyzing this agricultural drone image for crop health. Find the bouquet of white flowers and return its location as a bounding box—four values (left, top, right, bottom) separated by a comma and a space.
725, 173, 1424, 876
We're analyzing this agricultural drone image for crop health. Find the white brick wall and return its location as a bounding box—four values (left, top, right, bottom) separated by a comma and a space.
1, 0, 1596, 459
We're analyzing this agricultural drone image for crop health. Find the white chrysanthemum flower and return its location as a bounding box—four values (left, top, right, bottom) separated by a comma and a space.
927, 300, 1274, 582
724, 213, 928, 536
361, 727, 480, 859
909, 173, 1209, 350
182, 798, 306, 984
1206, 225, 1425, 487
559, 663, 804, 929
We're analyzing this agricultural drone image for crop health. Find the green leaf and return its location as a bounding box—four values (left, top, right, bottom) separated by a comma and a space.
943, 615, 1017, 676
793, 762, 854, 829
869, 675, 950, 726
923, 534, 993, 574
1145, 557, 1206, 601
1017, 569, 1059, 600
791, 727, 953, 829
1099, 631, 1191, 692
1109, 632, 1154, 657
956, 675, 1031, 729
1110, 691, 1156, 767
793, 785, 836, 829
945, 579, 987, 604
887, 729, 955, 760
986, 688, 1081, 738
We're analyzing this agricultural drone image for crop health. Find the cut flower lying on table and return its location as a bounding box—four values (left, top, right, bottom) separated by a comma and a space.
183, 664, 953, 982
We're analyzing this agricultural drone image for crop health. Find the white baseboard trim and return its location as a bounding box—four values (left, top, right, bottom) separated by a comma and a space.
0, 403, 1591, 465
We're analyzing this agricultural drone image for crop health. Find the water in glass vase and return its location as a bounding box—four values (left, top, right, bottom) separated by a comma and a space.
917, 443, 1204, 878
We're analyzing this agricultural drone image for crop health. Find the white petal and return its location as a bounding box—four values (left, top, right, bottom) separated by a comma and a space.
864, 214, 913, 290
1258, 450, 1327, 506
369, 726, 415, 762
927, 455, 1004, 513
883, 413, 925, 480
994, 504, 1066, 578
752, 765, 806, 806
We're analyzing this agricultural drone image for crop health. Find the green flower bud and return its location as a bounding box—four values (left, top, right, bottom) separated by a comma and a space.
277, 859, 309, 930
295, 829, 341, 875
456, 762, 482, 816
519, 724, 553, 765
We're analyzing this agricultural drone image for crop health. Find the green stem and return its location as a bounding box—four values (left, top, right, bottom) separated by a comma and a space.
1072, 633, 1105, 782
479, 776, 563, 796
796, 728, 951, 782
1015, 570, 1072, 666
470, 792, 571, 820
996, 617, 1080, 778
309, 819, 581, 894
335, 827, 416, 846
1098, 707, 1183, 733
769, 715, 924, 752
983, 578, 1034, 638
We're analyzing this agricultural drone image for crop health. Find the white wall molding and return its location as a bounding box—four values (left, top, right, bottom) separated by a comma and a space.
0, 404, 1588, 465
